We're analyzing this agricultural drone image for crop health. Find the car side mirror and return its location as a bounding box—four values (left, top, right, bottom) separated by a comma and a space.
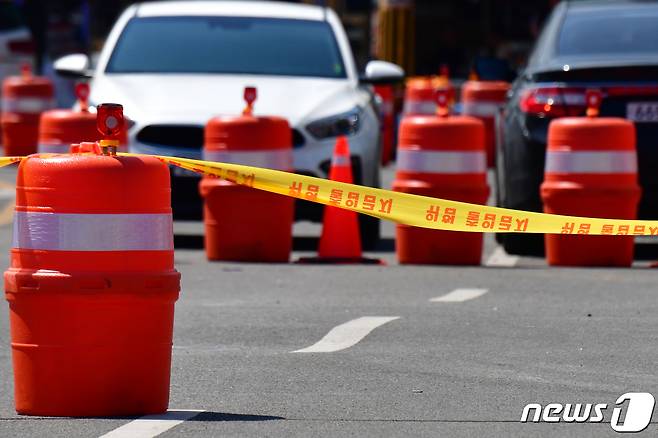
360, 60, 405, 85
54, 53, 93, 79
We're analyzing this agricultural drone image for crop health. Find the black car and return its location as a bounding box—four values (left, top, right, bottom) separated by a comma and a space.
496, 0, 658, 255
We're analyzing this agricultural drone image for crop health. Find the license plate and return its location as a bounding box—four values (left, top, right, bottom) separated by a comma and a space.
627, 102, 658, 123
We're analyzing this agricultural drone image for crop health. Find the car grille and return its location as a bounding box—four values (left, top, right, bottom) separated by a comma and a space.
136, 125, 204, 149
138, 125, 304, 150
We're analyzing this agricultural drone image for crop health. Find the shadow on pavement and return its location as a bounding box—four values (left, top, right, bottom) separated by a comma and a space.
0, 411, 285, 422
293, 236, 395, 252
174, 234, 205, 249
190, 412, 285, 422
174, 235, 396, 253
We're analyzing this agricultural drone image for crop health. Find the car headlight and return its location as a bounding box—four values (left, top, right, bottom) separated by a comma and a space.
305, 107, 362, 140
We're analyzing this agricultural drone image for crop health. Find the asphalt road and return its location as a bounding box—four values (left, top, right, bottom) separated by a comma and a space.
1, 164, 658, 437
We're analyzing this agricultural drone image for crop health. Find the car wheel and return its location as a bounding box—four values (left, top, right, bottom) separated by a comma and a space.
359, 154, 381, 251
171, 173, 203, 220
494, 147, 506, 246
502, 233, 545, 257
494, 108, 544, 256
494, 109, 508, 247
359, 213, 380, 251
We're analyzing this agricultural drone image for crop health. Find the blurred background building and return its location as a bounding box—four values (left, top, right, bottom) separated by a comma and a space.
10, 0, 559, 80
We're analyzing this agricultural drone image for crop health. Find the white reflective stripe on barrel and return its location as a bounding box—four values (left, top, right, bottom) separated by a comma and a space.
462, 101, 503, 117
1, 97, 55, 114
331, 155, 351, 167
396, 149, 487, 174
12, 212, 174, 251
545, 150, 637, 174
38, 143, 69, 153
403, 100, 436, 115
202, 149, 292, 170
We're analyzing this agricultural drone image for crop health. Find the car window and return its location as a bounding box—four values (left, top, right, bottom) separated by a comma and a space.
0, 3, 25, 31
106, 16, 346, 78
557, 7, 658, 56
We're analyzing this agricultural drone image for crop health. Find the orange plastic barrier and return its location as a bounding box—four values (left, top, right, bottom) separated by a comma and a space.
199, 87, 294, 262
461, 80, 509, 167
373, 84, 395, 164
1, 64, 54, 156
403, 76, 454, 116
318, 136, 362, 259
38, 84, 127, 153
393, 91, 489, 264
4, 149, 180, 416
298, 136, 381, 264
540, 90, 641, 266
403, 66, 454, 116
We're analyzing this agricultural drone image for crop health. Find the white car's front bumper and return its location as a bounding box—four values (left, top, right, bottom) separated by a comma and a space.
128, 109, 381, 187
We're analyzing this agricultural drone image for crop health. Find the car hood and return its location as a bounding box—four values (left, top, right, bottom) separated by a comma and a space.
89, 74, 362, 127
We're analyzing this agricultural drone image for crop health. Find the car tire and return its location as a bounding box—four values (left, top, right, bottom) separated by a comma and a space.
359, 152, 382, 251
171, 173, 204, 220
502, 233, 545, 257
494, 107, 544, 256
359, 213, 380, 251
494, 109, 508, 247
494, 137, 506, 247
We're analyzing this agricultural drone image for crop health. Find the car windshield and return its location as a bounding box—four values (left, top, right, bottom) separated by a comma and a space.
106, 16, 346, 78
557, 7, 658, 57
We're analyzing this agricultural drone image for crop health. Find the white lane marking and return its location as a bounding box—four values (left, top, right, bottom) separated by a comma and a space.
99, 409, 205, 438
430, 288, 489, 303
292, 316, 400, 353
484, 247, 519, 267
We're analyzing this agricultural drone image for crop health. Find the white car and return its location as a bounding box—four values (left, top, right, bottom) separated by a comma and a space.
55, 0, 403, 247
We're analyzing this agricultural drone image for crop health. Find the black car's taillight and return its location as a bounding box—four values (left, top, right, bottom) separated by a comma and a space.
605, 86, 658, 97
7, 38, 34, 55
519, 86, 587, 118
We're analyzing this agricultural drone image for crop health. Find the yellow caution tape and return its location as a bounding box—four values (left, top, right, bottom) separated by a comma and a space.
0, 157, 23, 168
3, 154, 658, 236
145, 154, 658, 237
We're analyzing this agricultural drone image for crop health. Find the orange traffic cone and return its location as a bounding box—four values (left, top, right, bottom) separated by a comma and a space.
298, 136, 382, 264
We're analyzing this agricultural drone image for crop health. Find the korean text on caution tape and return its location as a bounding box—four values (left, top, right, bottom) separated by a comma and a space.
3, 154, 658, 236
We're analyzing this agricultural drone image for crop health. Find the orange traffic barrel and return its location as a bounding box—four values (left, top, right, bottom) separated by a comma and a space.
393, 90, 489, 265
540, 90, 641, 267
374, 84, 396, 165
4, 116, 180, 416
403, 76, 454, 116
38, 84, 128, 153
1, 64, 54, 156
200, 87, 294, 262
461, 80, 509, 168
403, 66, 454, 116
